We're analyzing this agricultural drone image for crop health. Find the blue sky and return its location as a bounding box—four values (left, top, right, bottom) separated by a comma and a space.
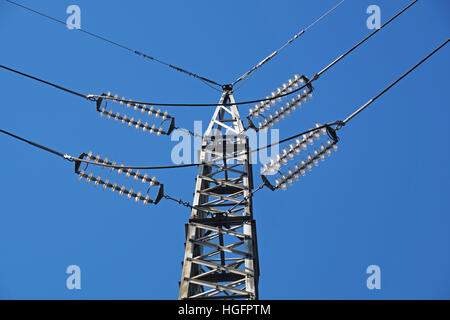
0, 0, 449, 299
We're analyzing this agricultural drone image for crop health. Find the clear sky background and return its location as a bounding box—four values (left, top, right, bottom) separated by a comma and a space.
0, 0, 449, 300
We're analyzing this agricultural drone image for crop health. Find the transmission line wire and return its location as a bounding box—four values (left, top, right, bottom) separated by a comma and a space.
0, 31, 447, 172
5, 0, 223, 90
2, 0, 443, 214
2, 31, 446, 205
0, 123, 338, 170
315, 0, 418, 79
3, 38, 446, 172
0, 129, 67, 158
338, 38, 449, 128
2, 1, 418, 109
0, 65, 93, 100
232, 0, 345, 90
87, 0, 418, 107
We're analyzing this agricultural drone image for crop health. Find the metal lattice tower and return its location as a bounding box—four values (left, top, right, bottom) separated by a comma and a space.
178, 86, 260, 300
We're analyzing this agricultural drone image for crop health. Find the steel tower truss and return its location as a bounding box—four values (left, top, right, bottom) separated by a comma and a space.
178, 86, 260, 300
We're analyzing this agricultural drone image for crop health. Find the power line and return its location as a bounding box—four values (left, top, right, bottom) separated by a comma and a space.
1, 0, 416, 110
0, 62, 299, 108
0, 122, 338, 171
315, 0, 418, 79
232, 0, 345, 90
213, 39, 449, 160
0, 64, 93, 100
0, 61, 302, 107
253, 122, 341, 154
0, 127, 201, 169
5, 0, 223, 90
1, 37, 447, 216
243, 0, 419, 130
9, 29, 448, 174
258, 37, 448, 193
338, 38, 449, 128
78, 122, 341, 167
2, 0, 444, 300
73, 157, 199, 170
0, 129, 67, 159
4, 37, 442, 173
88, 0, 418, 107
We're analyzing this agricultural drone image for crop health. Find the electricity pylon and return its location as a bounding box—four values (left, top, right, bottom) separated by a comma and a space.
178, 85, 260, 300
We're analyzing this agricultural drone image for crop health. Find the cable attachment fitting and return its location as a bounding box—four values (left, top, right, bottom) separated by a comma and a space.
222, 84, 233, 91
261, 175, 276, 191
85, 94, 98, 102
325, 124, 340, 143
311, 73, 320, 82
334, 120, 346, 131
163, 194, 193, 209
63, 154, 74, 162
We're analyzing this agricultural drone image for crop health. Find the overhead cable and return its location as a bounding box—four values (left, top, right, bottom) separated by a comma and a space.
338, 38, 449, 127
2, 1, 417, 108
0, 64, 93, 100
0, 123, 338, 171
5, 0, 223, 89
232, 0, 346, 89
87, 0, 419, 107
